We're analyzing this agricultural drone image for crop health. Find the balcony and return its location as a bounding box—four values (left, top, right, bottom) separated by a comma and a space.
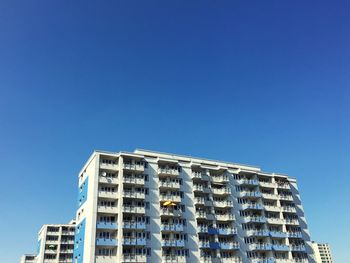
122, 206, 146, 214
281, 206, 297, 213
96, 222, 118, 230
250, 257, 275, 263
211, 175, 229, 183
123, 221, 146, 230
100, 162, 118, 171
158, 168, 179, 177
199, 241, 210, 248
247, 243, 272, 251
216, 214, 235, 221
97, 205, 118, 214
195, 197, 205, 205
272, 244, 290, 251
221, 257, 242, 263
245, 229, 269, 237
212, 188, 231, 195
99, 176, 118, 185
123, 191, 145, 199
258, 181, 277, 188
160, 194, 181, 203
162, 239, 185, 247
266, 217, 285, 225
220, 242, 239, 250
123, 176, 145, 185
160, 208, 182, 217
98, 191, 116, 199
161, 224, 184, 232
122, 254, 147, 263
276, 183, 291, 190
261, 193, 279, 200
288, 231, 302, 238
279, 195, 293, 201
237, 191, 262, 198
96, 238, 117, 246
209, 242, 220, 249
197, 226, 208, 233
60, 249, 74, 254
123, 163, 144, 173
240, 203, 263, 210
242, 216, 266, 223
192, 171, 209, 180
162, 255, 186, 263
159, 181, 181, 189
285, 219, 299, 225
218, 228, 237, 235
45, 249, 57, 254
60, 239, 74, 244
193, 184, 210, 193
213, 201, 233, 208
195, 211, 207, 219
264, 205, 281, 212
123, 238, 146, 246
237, 179, 259, 186
290, 245, 306, 252
270, 231, 288, 238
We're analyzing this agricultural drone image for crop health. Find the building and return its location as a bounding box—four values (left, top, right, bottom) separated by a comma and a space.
35, 221, 76, 263
20, 254, 36, 263
73, 149, 316, 263
311, 242, 333, 263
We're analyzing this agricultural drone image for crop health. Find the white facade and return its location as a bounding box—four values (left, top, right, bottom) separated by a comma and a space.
35, 222, 76, 263
74, 149, 316, 263
311, 242, 333, 263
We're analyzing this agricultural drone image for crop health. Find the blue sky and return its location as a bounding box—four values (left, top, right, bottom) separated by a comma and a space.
0, 1, 349, 262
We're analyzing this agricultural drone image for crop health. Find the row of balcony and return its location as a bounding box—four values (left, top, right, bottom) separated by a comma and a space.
199, 241, 239, 250
197, 226, 237, 235
246, 243, 306, 252
100, 162, 145, 172
195, 211, 235, 221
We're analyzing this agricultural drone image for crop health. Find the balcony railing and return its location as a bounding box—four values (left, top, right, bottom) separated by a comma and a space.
162, 255, 186, 263
161, 239, 185, 247
160, 195, 181, 202
123, 221, 146, 230
285, 219, 299, 225
281, 206, 297, 213
258, 181, 277, 188
212, 188, 231, 195
123, 191, 146, 199
269, 231, 288, 238
211, 175, 229, 183
158, 168, 179, 177
122, 206, 146, 214
287, 231, 302, 238
279, 195, 293, 201
97, 205, 118, 214
216, 214, 235, 221
123, 176, 145, 185
99, 176, 118, 184
96, 222, 118, 230
261, 193, 279, 200
247, 243, 272, 251
123, 163, 145, 173
195, 211, 207, 218
217, 228, 237, 235
242, 216, 266, 223
122, 238, 147, 246
237, 191, 262, 198
245, 229, 269, 237
264, 205, 281, 212
161, 224, 184, 232
237, 179, 259, 186
240, 203, 263, 210
96, 238, 117, 246
122, 254, 147, 262
100, 162, 118, 170
197, 226, 208, 233
266, 217, 285, 225
160, 208, 182, 217
290, 245, 306, 251
213, 200, 233, 208
98, 191, 116, 199
159, 181, 181, 189
219, 242, 239, 250
272, 244, 290, 251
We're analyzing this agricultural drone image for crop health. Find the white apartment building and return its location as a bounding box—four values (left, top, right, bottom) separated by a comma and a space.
311, 242, 333, 263
35, 221, 76, 263
73, 149, 316, 263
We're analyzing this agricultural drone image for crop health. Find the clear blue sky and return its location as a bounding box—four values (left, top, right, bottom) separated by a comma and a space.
0, 1, 349, 262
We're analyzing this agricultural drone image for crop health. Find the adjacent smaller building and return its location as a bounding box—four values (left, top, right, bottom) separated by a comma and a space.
20, 254, 36, 263
311, 241, 334, 263
21, 220, 76, 263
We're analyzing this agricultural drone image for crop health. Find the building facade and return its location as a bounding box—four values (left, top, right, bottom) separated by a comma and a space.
35, 221, 76, 263
311, 242, 333, 263
73, 149, 316, 263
